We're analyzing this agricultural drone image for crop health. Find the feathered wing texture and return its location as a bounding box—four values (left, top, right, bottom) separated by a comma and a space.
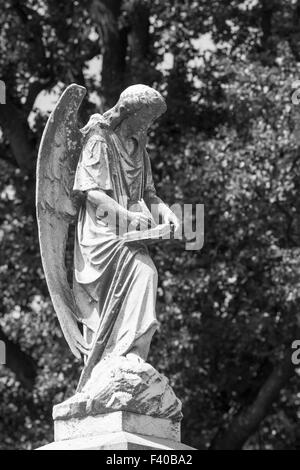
36, 84, 90, 359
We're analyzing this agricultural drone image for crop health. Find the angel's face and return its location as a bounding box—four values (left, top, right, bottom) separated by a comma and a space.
122, 109, 154, 139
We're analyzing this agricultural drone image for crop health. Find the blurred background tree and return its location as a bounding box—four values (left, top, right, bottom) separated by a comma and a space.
1, 0, 300, 450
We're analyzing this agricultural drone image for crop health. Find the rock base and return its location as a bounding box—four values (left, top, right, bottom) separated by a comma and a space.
53, 355, 182, 422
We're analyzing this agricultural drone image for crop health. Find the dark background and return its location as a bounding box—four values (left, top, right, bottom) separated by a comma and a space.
1, 0, 300, 450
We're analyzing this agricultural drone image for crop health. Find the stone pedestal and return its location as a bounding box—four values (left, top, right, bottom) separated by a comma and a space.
37, 357, 195, 450
37, 411, 194, 450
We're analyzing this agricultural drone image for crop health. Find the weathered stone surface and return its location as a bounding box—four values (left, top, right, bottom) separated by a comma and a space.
37, 431, 195, 451
54, 411, 180, 442
53, 355, 182, 422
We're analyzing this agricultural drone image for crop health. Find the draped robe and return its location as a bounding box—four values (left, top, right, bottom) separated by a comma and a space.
72, 123, 159, 390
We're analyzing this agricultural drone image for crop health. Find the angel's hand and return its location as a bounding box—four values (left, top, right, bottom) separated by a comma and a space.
163, 209, 181, 234
60, 316, 91, 360
128, 211, 152, 231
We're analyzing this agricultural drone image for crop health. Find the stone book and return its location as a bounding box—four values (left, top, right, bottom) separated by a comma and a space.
122, 223, 173, 243
122, 199, 174, 243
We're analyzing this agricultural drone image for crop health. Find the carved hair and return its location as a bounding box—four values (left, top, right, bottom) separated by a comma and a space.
80, 84, 166, 135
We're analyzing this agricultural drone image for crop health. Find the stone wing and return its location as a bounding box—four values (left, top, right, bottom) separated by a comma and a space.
36, 84, 87, 357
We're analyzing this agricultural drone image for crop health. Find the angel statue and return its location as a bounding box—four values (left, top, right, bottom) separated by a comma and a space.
36, 84, 181, 405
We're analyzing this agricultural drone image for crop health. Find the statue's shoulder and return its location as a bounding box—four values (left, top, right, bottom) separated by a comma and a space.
83, 123, 110, 144
80, 123, 113, 167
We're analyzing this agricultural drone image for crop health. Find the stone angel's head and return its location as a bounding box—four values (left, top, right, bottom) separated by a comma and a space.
80, 84, 166, 138
106, 84, 167, 131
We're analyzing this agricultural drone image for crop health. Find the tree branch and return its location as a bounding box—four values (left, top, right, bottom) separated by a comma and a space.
24, 79, 54, 115
288, 0, 300, 61
0, 327, 37, 391
126, 0, 153, 84
91, 0, 127, 107
0, 98, 36, 173
210, 349, 295, 450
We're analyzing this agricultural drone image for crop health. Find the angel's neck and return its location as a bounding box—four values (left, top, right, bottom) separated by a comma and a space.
117, 124, 147, 150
